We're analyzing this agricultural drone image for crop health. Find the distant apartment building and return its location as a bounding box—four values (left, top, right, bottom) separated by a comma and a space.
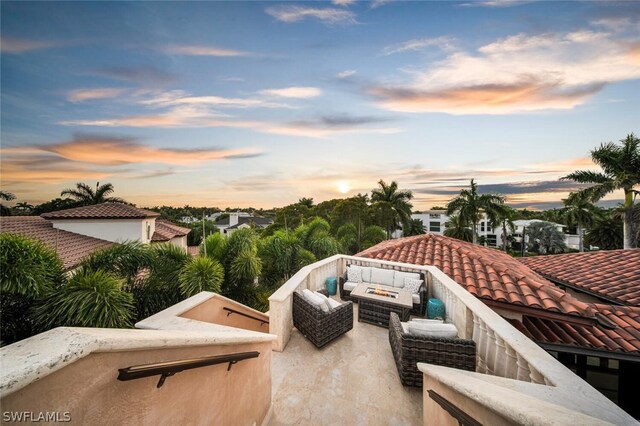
412, 211, 580, 250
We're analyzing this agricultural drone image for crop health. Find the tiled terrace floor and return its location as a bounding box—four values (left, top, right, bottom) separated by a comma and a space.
270, 300, 422, 425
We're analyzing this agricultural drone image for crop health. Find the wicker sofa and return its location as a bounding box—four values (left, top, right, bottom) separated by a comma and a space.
339, 265, 428, 316
293, 289, 354, 348
388, 312, 476, 387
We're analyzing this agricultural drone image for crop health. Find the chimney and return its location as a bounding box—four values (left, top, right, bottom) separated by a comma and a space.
230, 212, 239, 226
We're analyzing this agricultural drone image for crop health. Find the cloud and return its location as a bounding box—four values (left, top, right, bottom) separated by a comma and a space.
458, 0, 531, 7
66, 88, 129, 102
370, 0, 391, 9
332, 0, 356, 5
265, 114, 401, 138
266, 5, 357, 24
90, 66, 176, 85
336, 70, 357, 79
140, 90, 292, 109
382, 36, 455, 55
259, 86, 322, 99
369, 29, 640, 114
164, 44, 252, 57
0, 37, 64, 53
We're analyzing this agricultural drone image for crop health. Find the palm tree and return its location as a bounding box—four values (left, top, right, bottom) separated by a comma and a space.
562, 193, 597, 252
0, 191, 15, 201
446, 179, 506, 244
443, 214, 473, 242
561, 134, 640, 249
0, 191, 16, 216
298, 197, 314, 208
494, 206, 516, 251
33, 269, 134, 329
585, 215, 623, 250
200, 233, 228, 261
61, 182, 125, 206
404, 218, 426, 236
294, 217, 340, 259
527, 222, 567, 254
179, 256, 224, 297
370, 180, 413, 238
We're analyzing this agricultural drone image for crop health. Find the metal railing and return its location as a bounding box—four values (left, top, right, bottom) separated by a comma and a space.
223, 307, 269, 326
117, 351, 260, 388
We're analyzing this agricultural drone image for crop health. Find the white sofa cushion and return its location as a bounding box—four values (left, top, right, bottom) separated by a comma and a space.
347, 267, 362, 283
326, 297, 341, 309
400, 321, 410, 334
411, 293, 421, 304
314, 291, 336, 312
404, 277, 423, 294
393, 271, 420, 288
349, 265, 373, 282
371, 268, 395, 287
302, 289, 329, 312
408, 321, 458, 339
343, 281, 358, 291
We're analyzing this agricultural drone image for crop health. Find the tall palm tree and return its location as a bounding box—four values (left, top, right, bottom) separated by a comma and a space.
61, 182, 125, 206
562, 133, 640, 249
14, 202, 34, 214
494, 206, 516, 251
370, 180, 413, 238
0, 191, 16, 216
443, 214, 473, 242
585, 215, 623, 250
446, 179, 506, 244
562, 193, 597, 252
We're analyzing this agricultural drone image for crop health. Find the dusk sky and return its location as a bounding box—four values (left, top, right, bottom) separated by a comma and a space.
2, 1, 639, 210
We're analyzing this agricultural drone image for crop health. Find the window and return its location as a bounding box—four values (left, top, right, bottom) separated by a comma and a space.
429, 221, 440, 232
480, 222, 485, 232
146, 222, 150, 240
487, 234, 497, 246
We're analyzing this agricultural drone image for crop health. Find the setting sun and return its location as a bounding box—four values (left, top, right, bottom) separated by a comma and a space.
337, 181, 350, 194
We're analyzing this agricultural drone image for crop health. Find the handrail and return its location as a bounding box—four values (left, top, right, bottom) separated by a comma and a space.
223, 307, 269, 326
428, 390, 482, 426
117, 351, 260, 388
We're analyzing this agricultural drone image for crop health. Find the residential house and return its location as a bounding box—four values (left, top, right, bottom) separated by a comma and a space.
1, 203, 191, 270
216, 212, 273, 235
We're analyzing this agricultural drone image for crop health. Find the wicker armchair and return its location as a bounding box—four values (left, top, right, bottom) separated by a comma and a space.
388, 312, 476, 387
293, 289, 354, 348
338, 270, 428, 316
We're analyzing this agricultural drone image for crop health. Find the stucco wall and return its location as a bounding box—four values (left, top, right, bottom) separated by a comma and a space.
181, 296, 270, 334
2, 341, 272, 425
51, 218, 155, 244
170, 235, 187, 249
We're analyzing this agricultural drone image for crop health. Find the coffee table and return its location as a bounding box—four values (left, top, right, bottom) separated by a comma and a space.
350, 283, 413, 327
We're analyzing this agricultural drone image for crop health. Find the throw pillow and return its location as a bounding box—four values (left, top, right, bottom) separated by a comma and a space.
314, 290, 335, 312
302, 289, 330, 313
347, 267, 363, 283
404, 277, 423, 294
326, 297, 341, 309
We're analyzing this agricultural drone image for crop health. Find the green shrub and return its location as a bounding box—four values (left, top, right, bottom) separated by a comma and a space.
179, 256, 224, 297
33, 269, 134, 329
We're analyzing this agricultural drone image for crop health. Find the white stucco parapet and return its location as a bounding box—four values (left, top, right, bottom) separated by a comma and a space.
417, 363, 629, 426
1, 323, 275, 399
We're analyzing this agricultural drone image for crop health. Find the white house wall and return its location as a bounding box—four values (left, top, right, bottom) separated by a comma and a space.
51, 218, 154, 244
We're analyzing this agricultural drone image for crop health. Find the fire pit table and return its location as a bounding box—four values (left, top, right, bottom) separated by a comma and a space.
350, 283, 413, 327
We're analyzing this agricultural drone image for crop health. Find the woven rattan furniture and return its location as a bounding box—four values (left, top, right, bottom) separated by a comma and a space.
339, 268, 428, 316
292, 289, 353, 348
388, 312, 476, 387
351, 283, 412, 327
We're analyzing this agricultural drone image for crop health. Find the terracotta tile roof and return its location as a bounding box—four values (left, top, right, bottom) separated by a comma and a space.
357, 234, 594, 318
509, 304, 640, 355
41, 202, 159, 220
0, 216, 113, 270
151, 220, 191, 242
519, 250, 640, 306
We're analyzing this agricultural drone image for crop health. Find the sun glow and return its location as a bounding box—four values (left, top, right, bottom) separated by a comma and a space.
337, 181, 351, 194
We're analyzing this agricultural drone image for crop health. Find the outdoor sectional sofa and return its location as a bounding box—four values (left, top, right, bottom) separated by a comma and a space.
293, 289, 354, 348
388, 312, 476, 387
339, 264, 428, 316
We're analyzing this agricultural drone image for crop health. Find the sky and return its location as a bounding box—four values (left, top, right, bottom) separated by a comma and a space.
1, 1, 639, 210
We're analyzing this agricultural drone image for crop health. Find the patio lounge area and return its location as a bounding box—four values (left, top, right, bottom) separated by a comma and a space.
271, 301, 422, 425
